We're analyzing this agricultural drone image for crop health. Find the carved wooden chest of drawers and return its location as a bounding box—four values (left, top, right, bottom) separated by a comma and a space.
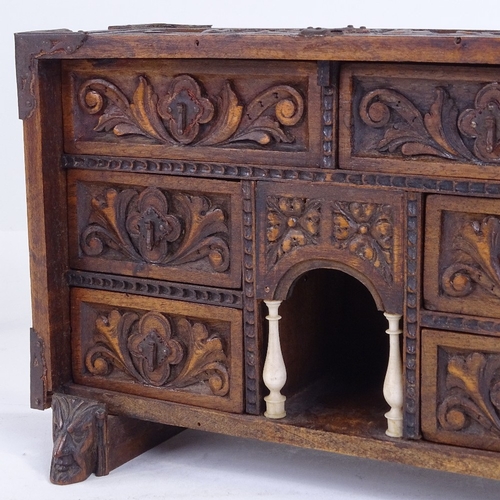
15, 24, 500, 484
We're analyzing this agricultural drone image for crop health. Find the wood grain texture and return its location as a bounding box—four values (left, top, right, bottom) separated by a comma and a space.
67, 382, 500, 481
422, 329, 500, 453
67, 169, 242, 288
71, 288, 244, 413
23, 60, 71, 406
62, 59, 322, 168
340, 64, 500, 180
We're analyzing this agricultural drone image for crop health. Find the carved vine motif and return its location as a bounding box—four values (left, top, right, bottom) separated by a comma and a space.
85, 309, 229, 396
81, 186, 230, 272
78, 75, 304, 147
438, 352, 500, 437
441, 216, 500, 299
266, 196, 321, 265
332, 202, 394, 282
359, 84, 500, 164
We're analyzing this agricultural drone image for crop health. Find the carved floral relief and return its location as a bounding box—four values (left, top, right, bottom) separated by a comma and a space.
78, 74, 304, 147
438, 351, 500, 438
441, 215, 500, 299
80, 185, 230, 272
266, 196, 321, 265
332, 202, 394, 282
85, 308, 229, 396
358, 82, 500, 164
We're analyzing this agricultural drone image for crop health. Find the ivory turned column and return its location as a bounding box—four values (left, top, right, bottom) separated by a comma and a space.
263, 300, 287, 419
383, 312, 403, 438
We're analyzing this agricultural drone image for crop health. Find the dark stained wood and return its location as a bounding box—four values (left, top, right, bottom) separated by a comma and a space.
17, 25, 500, 485
67, 169, 243, 289
71, 288, 244, 413
67, 382, 500, 481
422, 329, 500, 453
22, 59, 71, 406
50, 393, 183, 485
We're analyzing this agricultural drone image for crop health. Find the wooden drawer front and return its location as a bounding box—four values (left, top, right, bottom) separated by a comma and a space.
255, 182, 404, 312
422, 329, 500, 451
71, 288, 243, 412
424, 195, 500, 318
62, 59, 321, 168
68, 170, 242, 288
339, 64, 500, 179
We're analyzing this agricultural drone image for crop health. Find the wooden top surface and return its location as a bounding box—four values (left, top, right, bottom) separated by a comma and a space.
14, 25, 500, 64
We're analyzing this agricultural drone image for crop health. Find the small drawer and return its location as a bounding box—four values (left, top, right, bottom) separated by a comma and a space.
62, 59, 322, 168
422, 329, 500, 452
71, 288, 244, 412
68, 170, 242, 288
339, 64, 500, 180
424, 195, 500, 318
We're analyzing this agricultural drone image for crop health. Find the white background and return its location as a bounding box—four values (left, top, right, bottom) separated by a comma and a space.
2, 1, 500, 498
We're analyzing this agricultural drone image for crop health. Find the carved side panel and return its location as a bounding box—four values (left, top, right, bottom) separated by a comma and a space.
339, 64, 500, 179
424, 195, 500, 319
71, 288, 243, 413
256, 182, 404, 314
68, 170, 242, 288
422, 330, 500, 452
62, 59, 323, 167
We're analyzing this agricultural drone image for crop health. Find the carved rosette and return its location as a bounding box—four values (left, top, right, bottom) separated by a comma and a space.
78, 74, 304, 147
266, 196, 321, 265
359, 83, 500, 164
438, 352, 500, 438
85, 309, 229, 396
81, 186, 230, 272
441, 216, 500, 299
332, 202, 394, 282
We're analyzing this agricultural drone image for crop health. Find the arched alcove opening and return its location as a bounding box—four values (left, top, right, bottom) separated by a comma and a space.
263, 268, 391, 435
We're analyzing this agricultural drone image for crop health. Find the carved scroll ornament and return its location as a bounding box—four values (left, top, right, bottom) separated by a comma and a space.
438, 352, 500, 438
332, 202, 394, 282
441, 216, 500, 299
266, 196, 321, 265
359, 83, 500, 164
85, 309, 229, 396
78, 74, 304, 147
81, 186, 230, 272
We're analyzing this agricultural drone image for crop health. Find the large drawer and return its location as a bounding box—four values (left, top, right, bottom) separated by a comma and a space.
68, 170, 242, 288
339, 64, 500, 180
62, 59, 322, 168
71, 288, 244, 412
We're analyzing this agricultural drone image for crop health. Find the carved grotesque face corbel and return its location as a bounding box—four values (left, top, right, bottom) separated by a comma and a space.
50, 395, 104, 485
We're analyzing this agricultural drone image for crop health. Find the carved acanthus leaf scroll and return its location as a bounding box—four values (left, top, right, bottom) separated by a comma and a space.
266, 196, 321, 265
78, 75, 304, 147
438, 352, 500, 437
85, 309, 229, 396
359, 87, 474, 162
81, 186, 230, 272
441, 216, 500, 298
359, 83, 500, 164
332, 202, 394, 282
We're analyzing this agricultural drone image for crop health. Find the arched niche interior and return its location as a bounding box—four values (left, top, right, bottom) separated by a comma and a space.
262, 267, 392, 436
